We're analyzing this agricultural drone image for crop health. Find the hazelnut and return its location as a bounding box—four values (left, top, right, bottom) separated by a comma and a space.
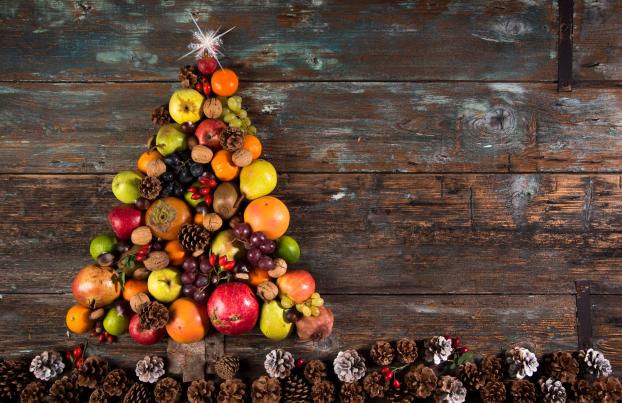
131, 226, 152, 246
203, 213, 223, 232
257, 281, 279, 301
268, 258, 288, 278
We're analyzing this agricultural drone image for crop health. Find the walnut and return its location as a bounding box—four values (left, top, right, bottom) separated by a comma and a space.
203, 98, 223, 119
131, 226, 153, 245
203, 213, 223, 232
232, 149, 253, 167
143, 251, 169, 271
268, 258, 288, 278
257, 281, 279, 301
191, 145, 214, 164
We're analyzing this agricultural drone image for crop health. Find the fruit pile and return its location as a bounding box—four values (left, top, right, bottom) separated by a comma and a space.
66, 55, 334, 345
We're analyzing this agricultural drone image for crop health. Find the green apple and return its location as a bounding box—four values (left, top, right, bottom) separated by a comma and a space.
89, 233, 117, 261
276, 235, 300, 264
148, 268, 183, 303
240, 159, 277, 200
112, 170, 144, 204
210, 229, 243, 261
155, 124, 187, 156
103, 306, 130, 336
169, 88, 204, 124
259, 300, 293, 341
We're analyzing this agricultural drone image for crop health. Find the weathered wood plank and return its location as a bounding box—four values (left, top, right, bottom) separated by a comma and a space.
2, 82, 622, 174
589, 295, 622, 374
0, 0, 557, 82
4, 174, 622, 295
0, 293, 578, 379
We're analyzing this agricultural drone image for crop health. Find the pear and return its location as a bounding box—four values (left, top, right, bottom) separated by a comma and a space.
259, 300, 293, 341
240, 159, 277, 200
210, 229, 243, 261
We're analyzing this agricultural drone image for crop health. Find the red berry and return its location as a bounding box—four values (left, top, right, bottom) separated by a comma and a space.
202, 82, 211, 95
223, 261, 236, 271
209, 254, 217, 266
385, 371, 394, 380
66, 351, 72, 361
208, 179, 217, 188
188, 186, 198, 193
452, 337, 461, 349
381, 366, 390, 374
136, 255, 144, 262
75, 357, 85, 368
98, 334, 105, 344
199, 177, 210, 185
205, 194, 213, 205
199, 187, 210, 195
106, 334, 114, 343
191, 193, 202, 200
198, 57, 218, 75
219, 256, 228, 267
393, 379, 401, 389
195, 83, 202, 92
72, 346, 82, 358
458, 347, 469, 354
295, 358, 305, 368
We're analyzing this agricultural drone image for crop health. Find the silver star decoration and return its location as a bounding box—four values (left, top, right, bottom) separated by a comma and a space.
180, 13, 234, 67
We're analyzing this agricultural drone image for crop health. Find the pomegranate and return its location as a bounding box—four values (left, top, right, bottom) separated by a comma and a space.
207, 283, 259, 335
296, 306, 334, 341
128, 314, 165, 345
72, 265, 121, 308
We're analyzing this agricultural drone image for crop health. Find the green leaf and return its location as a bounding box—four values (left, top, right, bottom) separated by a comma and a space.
455, 352, 475, 366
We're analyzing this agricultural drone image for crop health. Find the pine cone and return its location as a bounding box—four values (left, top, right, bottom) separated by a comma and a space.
217, 378, 246, 403
49, 375, 80, 403
457, 362, 481, 391
89, 388, 108, 403
545, 352, 579, 384
0, 359, 31, 401
435, 375, 467, 403
424, 336, 453, 365
20, 381, 46, 403
220, 127, 244, 153
215, 355, 240, 380
154, 377, 181, 403
312, 379, 335, 403
140, 176, 162, 200
510, 380, 536, 403
139, 301, 169, 330
29, 351, 65, 382
152, 104, 172, 126
388, 389, 414, 403
570, 379, 591, 403
333, 350, 366, 383
304, 360, 327, 385
370, 341, 395, 366
404, 364, 437, 399
506, 347, 539, 380
283, 374, 310, 403
539, 378, 567, 403
135, 356, 165, 384
396, 338, 418, 364
179, 224, 211, 252
479, 355, 503, 384
592, 376, 622, 402
578, 348, 612, 378
179, 65, 199, 88
339, 382, 364, 403
251, 375, 281, 403
362, 371, 388, 399
187, 379, 216, 403
103, 368, 131, 397
124, 382, 154, 403
264, 349, 295, 379
480, 381, 506, 403
76, 356, 109, 389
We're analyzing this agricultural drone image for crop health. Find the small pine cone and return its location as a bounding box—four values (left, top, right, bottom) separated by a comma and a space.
89, 388, 108, 403
20, 381, 46, 403
124, 382, 154, 403
457, 362, 482, 391
506, 347, 539, 380
339, 382, 364, 403
179, 223, 211, 252
187, 379, 216, 403
510, 380, 536, 403
282, 374, 310, 403
103, 368, 131, 397
539, 377, 567, 403
362, 371, 388, 399
545, 351, 579, 384
76, 356, 109, 389
435, 375, 467, 403
30, 351, 65, 382
480, 381, 506, 403
404, 364, 437, 398
140, 176, 162, 201
424, 336, 453, 365
152, 104, 172, 126
220, 127, 244, 153
577, 348, 613, 378
135, 356, 165, 384
479, 355, 504, 384
154, 377, 181, 403
49, 375, 81, 403
179, 65, 199, 88
264, 349, 295, 379
333, 350, 366, 383
311, 379, 335, 403
592, 376, 622, 402
215, 355, 240, 380
0, 359, 31, 401
304, 360, 327, 385
251, 375, 281, 403
388, 389, 415, 403
570, 379, 591, 403
396, 337, 418, 364
139, 301, 169, 330
217, 378, 246, 403
370, 340, 395, 366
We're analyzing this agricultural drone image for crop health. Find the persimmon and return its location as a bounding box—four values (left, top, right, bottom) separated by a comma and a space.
165, 240, 186, 266
211, 68, 238, 97
211, 150, 239, 181
123, 279, 149, 301
243, 134, 262, 160
137, 149, 162, 173
244, 196, 290, 240
166, 297, 209, 343
66, 304, 94, 334
146, 197, 192, 240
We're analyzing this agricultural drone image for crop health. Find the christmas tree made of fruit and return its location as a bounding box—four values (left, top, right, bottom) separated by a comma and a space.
65, 19, 334, 346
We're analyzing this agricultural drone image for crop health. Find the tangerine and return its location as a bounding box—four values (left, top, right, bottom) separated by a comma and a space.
249, 267, 270, 287
137, 149, 162, 174
66, 304, 94, 334
166, 297, 209, 343
211, 150, 239, 181
244, 196, 290, 240
146, 197, 192, 240
211, 68, 239, 97
165, 240, 186, 266
243, 134, 262, 160
123, 279, 149, 301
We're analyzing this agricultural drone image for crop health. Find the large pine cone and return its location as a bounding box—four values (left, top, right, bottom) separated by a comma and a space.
179, 224, 211, 252
179, 65, 199, 88
154, 377, 181, 403
49, 375, 81, 403
396, 338, 418, 364
311, 379, 335, 403
545, 351, 579, 384
404, 364, 437, 398
20, 381, 46, 403
103, 368, 131, 397
592, 376, 622, 402
457, 362, 481, 391
479, 355, 504, 384
370, 341, 395, 366
388, 389, 415, 403
76, 356, 109, 389
304, 360, 327, 385
510, 380, 536, 403
139, 302, 169, 331
339, 383, 364, 403
0, 359, 31, 401
251, 376, 281, 403
362, 371, 388, 399
283, 374, 310, 403
480, 381, 506, 403
89, 388, 108, 403
220, 127, 244, 153
187, 379, 216, 403
140, 176, 162, 201
124, 382, 154, 403
152, 105, 172, 126
214, 355, 240, 381
217, 378, 246, 403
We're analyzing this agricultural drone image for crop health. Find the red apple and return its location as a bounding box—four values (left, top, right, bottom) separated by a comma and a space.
72, 265, 121, 308
195, 119, 226, 149
108, 205, 142, 240
128, 314, 166, 345
276, 270, 316, 304
207, 283, 259, 335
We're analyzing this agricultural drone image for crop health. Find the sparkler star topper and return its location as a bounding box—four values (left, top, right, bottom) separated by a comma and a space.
180, 13, 234, 67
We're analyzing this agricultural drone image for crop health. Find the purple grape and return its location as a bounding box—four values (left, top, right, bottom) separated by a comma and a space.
151, 241, 163, 251
194, 289, 208, 305
259, 240, 276, 255
250, 231, 267, 247
195, 275, 210, 288
199, 257, 213, 274
234, 260, 250, 274
183, 284, 196, 297
182, 257, 198, 272
195, 203, 209, 215
181, 271, 197, 284
258, 255, 275, 270
247, 247, 262, 265
234, 223, 252, 239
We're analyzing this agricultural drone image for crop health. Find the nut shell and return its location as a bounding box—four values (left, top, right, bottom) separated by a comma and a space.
191, 145, 214, 164
268, 258, 288, 278
143, 251, 169, 271
89, 308, 106, 321
130, 292, 150, 313
203, 213, 223, 232
131, 226, 153, 246
257, 281, 279, 301
146, 158, 167, 177
133, 267, 151, 280
232, 148, 253, 167
203, 97, 223, 119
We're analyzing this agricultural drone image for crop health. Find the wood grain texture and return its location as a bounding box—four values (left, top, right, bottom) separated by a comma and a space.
0, 0, 557, 82
591, 295, 622, 373
4, 174, 622, 295
2, 82, 622, 174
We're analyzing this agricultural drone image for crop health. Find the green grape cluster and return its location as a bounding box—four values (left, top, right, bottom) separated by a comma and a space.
219, 95, 257, 135
280, 292, 324, 317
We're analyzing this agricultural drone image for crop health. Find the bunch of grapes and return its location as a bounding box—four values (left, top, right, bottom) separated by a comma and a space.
234, 223, 276, 270
180, 255, 218, 305
160, 150, 208, 198
221, 96, 257, 135
281, 292, 325, 318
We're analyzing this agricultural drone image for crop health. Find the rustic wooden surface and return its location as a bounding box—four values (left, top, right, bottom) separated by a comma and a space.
1, 0, 622, 386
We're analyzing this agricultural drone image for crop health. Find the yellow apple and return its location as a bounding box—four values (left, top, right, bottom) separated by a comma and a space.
169, 89, 204, 124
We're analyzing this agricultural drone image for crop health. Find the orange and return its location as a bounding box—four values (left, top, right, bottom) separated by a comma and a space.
66, 304, 94, 334
211, 150, 239, 181
137, 149, 162, 173
194, 213, 204, 225
166, 297, 209, 343
243, 134, 262, 160
211, 68, 238, 97
244, 196, 290, 240
165, 240, 186, 266
146, 197, 192, 240
249, 267, 270, 287
123, 279, 149, 301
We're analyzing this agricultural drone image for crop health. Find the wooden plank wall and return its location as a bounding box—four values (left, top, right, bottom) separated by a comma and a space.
1, 0, 621, 378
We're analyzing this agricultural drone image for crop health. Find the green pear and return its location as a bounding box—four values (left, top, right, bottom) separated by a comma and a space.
210, 229, 243, 261
155, 124, 187, 156
112, 170, 144, 204
103, 306, 130, 336
240, 159, 277, 200
259, 300, 293, 341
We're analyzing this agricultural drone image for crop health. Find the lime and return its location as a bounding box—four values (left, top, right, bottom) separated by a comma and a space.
89, 233, 117, 261
102, 307, 129, 336
276, 235, 300, 264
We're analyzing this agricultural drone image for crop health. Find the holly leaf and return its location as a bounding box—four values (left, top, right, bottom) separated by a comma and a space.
455, 352, 475, 366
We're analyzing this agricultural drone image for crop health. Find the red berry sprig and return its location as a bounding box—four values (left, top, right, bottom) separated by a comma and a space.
189, 176, 218, 205
295, 358, 305, 368
135, 244, 151, 263
210, 253, 236, 271
66, 342, 87, 368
